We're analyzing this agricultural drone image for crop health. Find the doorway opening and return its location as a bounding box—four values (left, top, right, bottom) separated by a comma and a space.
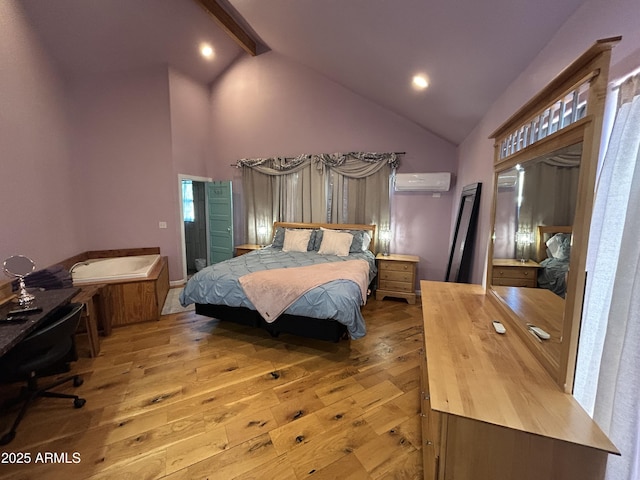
178, 174, 211, 282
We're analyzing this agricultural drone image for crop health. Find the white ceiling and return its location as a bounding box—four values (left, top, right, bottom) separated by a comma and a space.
20, 0, 588, 144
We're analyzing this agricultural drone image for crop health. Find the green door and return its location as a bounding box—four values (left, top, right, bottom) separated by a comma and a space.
207, 181, 234, 264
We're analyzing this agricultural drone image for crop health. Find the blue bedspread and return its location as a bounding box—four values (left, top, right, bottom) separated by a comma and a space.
179, 247, 377, 339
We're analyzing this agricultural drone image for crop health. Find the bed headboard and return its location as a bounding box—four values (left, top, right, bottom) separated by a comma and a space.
536, 225, 572, 262
272, 222, 377, 253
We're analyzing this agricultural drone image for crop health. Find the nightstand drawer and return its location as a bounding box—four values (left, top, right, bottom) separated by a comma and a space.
493, 266, 536, 280
379, 270, 413, 282
493, 277, 536, 287
379, 279, 413, 293
378, 261, 414, 273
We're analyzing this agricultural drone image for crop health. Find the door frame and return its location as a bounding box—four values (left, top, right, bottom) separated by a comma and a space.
178, 174, 212, 283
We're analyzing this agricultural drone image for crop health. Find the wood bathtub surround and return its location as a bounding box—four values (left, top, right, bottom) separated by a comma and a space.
64, 249, 170, 329
419, 280, 617, 480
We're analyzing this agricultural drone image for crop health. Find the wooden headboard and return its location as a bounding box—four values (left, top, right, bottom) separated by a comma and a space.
536, 225, 572, 262
272, 222, 377, 253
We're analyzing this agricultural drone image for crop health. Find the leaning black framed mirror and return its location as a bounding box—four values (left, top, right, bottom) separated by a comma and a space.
487, 37, 620, 391
446, 182, 482, 283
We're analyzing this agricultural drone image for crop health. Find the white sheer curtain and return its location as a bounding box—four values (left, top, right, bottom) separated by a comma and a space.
574, 73, 640, 480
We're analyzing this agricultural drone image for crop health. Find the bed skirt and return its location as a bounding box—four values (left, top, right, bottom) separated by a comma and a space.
195, 304, 348, 342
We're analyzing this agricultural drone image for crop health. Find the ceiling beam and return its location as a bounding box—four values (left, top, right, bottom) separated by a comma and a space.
196, 0, 257, 56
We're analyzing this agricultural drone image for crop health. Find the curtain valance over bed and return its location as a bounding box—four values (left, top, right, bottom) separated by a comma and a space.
236, 151, 400, 178
237, 152, 401, 247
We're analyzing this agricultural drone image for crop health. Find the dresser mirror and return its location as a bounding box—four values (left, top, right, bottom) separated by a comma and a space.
491, 141, 582, 378
487, 37, 620, 391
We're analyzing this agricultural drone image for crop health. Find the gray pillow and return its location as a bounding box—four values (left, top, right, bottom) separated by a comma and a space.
271, 227, 286, 248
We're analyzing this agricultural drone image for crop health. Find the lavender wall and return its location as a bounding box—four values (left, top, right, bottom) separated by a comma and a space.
0, 1, 82, 268
208, 51, 459, 284
168, 68, 211, 178
68, 67, 181, 278
168, 68, 213, 278
1, 3, 189, 280
456, 0, 640, 285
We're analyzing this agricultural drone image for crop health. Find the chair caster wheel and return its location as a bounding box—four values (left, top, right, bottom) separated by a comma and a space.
74, 398, 86, 408
0, 431, 15, 445
73, 376, 84, 387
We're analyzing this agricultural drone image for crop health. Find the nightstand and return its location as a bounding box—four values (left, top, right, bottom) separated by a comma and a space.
235, 244, 263, 256
492, 258, 540, 287
375, 253, 419, 304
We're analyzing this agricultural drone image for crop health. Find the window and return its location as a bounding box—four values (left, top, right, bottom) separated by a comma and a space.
182, 180, 195, 222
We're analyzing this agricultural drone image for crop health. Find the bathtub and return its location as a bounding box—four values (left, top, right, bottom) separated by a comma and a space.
72, 254, 161, 285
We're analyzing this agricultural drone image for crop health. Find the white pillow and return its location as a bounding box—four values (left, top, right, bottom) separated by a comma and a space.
282, 229, 312, 252
318, 230, 353, 256
546, 233, 571, 260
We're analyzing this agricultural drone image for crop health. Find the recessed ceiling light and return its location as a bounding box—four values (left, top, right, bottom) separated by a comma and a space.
412, 74, 429, 90
200, 43, 214, 59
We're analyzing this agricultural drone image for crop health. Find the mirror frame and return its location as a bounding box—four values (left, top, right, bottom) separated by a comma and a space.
3, 255, 36, 278
487, 37, 621, 391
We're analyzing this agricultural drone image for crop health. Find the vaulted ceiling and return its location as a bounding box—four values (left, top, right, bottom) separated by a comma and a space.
19, 0, 588, 144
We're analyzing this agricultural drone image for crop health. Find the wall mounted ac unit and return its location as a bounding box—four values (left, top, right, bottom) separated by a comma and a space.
394, 172, 451, 192
497, 173, 518, 188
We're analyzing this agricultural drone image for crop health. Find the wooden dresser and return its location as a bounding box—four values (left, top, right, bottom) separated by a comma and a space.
492, 258, 540, 287
419, 281, 617, 480
375, 253, 419, 304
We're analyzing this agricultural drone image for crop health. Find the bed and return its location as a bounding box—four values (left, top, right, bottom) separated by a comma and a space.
535, 225, 572, 297
179, 222, 377, 342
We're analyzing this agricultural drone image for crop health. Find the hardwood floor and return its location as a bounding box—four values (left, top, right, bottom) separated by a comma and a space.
0, 298, 424, 479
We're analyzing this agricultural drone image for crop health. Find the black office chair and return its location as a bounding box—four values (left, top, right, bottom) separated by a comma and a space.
0, 303, 86, 445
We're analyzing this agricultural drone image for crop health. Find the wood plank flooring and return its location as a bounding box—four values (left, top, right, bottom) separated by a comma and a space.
0, 297, 424, 479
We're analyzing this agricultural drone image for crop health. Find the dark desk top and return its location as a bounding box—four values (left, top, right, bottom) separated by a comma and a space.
0, 288, 79, 357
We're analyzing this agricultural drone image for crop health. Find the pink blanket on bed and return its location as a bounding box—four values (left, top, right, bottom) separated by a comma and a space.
238, 259, 370, 322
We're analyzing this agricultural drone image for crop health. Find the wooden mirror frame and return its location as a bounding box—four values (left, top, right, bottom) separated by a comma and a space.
487, 37, 621, 392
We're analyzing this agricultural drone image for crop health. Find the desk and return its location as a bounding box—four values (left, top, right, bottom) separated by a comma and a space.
0, 288, 79, 357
